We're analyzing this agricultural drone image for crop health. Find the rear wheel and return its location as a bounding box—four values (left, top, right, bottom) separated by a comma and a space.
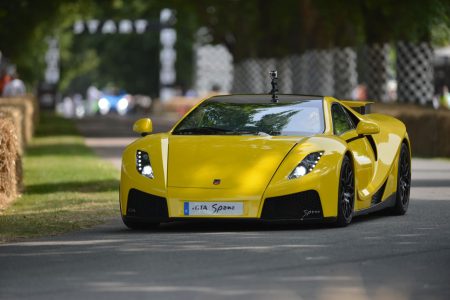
391, 143, 411, 215
122, 218, 159, 230
335, 155, 355, 227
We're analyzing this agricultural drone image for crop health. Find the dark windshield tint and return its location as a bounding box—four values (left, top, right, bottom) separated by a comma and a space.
172, 98, 324, 136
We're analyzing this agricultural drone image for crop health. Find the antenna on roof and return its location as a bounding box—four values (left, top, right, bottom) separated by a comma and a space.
269, 70, 279, 103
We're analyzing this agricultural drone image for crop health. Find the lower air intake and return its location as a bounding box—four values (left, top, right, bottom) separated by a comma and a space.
261, 190, 323, 221
126, 189, 169, 221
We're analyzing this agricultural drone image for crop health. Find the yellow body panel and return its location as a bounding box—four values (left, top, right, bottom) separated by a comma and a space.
340, 100, 374, 108
120, 96, 410, 221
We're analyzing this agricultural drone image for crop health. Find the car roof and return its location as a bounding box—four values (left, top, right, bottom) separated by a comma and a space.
208, 94, 324, 104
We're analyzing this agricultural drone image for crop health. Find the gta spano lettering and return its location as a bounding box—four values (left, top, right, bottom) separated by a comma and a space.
191, 204, 237, 213
301, 209, 321, 220
185, 202, 243, 216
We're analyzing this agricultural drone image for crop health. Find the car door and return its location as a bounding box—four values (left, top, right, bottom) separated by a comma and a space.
331, 103, 375, 210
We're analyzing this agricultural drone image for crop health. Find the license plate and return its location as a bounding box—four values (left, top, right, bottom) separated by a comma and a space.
184, 202, 243, 216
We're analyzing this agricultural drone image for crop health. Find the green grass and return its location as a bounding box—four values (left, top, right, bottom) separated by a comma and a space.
0, 113, 119, 243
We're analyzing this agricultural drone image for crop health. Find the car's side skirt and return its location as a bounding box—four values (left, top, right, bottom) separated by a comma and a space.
353, 193, 396, 216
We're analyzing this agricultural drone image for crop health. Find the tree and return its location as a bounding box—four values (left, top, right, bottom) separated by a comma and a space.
185, 0, 450, 58
0, 1, 92, 84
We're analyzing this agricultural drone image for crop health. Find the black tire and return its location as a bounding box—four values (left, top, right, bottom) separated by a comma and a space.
122, 218, 159, 230
391, 143, 411, 215
335, 155, 355, 227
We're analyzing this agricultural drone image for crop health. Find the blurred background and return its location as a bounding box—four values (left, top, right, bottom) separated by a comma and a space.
1, 0, 450, 159
1, 0, 450, 116
1, 3, 450, 296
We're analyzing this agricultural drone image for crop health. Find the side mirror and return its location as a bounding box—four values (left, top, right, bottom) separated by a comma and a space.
133, 118, 153, 136
356, 120, 380, 135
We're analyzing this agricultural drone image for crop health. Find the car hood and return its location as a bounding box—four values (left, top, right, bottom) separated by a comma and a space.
167, 135, 302, 194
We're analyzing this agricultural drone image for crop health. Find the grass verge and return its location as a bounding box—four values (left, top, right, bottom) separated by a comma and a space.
0, 113, 119, 243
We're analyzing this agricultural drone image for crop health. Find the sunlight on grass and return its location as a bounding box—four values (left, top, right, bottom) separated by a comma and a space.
0, 113, 119, 242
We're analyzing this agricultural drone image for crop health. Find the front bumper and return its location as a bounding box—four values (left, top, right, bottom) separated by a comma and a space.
122, 188, 336, 223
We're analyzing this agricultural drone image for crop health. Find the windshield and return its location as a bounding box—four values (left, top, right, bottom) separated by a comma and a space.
172, 98, 324, 136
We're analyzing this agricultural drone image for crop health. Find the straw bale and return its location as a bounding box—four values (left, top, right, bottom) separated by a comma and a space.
0, 117, 20, 210
0, 97, 34, 145
394, 110, 450, 157
15, 152, 23, 193
0, 108, 24, 154
27, 94, 40, 127
372, 104, 450, 157
21, 94, 39, 128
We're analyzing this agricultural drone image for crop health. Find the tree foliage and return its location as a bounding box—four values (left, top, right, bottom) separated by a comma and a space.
55, 0, 197, 96
1, 0, 449, 92
189, 0, 450, 60
0, 1, 93, 83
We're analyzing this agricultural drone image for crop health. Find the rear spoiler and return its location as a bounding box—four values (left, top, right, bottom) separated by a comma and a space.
340, 100, 374, 115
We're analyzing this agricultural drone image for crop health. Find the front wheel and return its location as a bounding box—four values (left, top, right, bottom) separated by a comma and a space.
335, 155, 355, 227
391, 143, 411, 215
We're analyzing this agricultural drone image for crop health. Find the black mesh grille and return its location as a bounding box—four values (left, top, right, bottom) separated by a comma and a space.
261, 190, 323, 220
126, 189, 169, 221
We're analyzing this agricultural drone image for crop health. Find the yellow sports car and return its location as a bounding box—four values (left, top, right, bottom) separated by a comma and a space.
120, 94, 411, 228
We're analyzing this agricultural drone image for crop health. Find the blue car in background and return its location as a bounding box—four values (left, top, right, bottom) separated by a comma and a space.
97, 92, 131, 115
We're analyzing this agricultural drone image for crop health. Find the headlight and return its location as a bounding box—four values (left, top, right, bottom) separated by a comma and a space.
98, 97, 110, 115
117, 97, 129, 114
288, 151, 324, 179
136, 150, 154, 179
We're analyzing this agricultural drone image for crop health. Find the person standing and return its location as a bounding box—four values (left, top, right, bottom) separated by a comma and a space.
0, 69, 12, 95
2, 72, 25, 97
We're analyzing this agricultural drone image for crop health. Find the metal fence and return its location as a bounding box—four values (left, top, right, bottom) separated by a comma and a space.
195, 42, 435, 103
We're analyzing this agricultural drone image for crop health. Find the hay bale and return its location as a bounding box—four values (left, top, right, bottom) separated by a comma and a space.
395, 110, 450, 157
0, 108, 24, 154
0, 117, 21, 210
0, 97, 35, 145
15, 152, 23, 194
24, 94, 39, 129
372, 104, 450, 157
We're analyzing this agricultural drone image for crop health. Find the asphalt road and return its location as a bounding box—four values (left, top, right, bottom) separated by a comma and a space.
1, 114, 449, 300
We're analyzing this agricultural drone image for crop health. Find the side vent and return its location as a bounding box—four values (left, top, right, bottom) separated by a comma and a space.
371, 180, 387, 205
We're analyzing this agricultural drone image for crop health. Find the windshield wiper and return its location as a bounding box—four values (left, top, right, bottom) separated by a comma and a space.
173, 127, 273, 136
232, 130, 271, 136
173, 127, 232, 135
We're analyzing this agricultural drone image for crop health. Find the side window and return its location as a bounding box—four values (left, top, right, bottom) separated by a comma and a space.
342, 106, 360, 127
331, 103, 355, 135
